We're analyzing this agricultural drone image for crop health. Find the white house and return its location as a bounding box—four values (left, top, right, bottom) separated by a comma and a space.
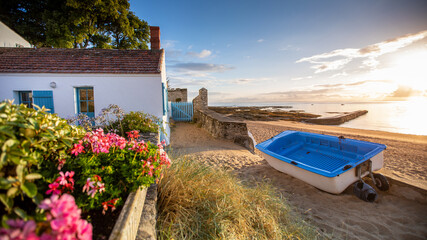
0, 26, 170, 144
0, 21, 32, 48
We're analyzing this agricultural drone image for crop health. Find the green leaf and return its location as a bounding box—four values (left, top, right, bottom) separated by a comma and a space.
1, 139, 19, 152
33, 144, 47, 151
61, 138, 72, 148
16, 165, 25, 183
28, 118, 40, 130
25, 173, 42, 180
0, 194, 13, 211
7, 187, 19, 198
0, 178, 11, 190
32, 193, 44, 205
0, 153, 6, 165
0, 125, 15, 138
13, 207, 28, 220
21, 182, 37, 198
2, 215, 9, 228
0, 101, 6, 112
9, 155, 21, 165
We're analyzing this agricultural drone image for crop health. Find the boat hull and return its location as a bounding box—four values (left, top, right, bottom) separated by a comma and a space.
260, 151, 383, 194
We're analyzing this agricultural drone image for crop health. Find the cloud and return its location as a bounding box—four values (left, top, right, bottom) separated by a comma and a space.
383, 85, 425, 101
257, 39, 264, 43
187, 49, 212, 58
297, 30, 427, 73
169, 62, 234, 72
165, 49, 182, 59
221, 88, 347, 103
280, 45, 300, 51
329, 72, 348, 78
162, 40, 177, 49
230, 77, 272, 84
291, 76, 313, 81
167, 75, 214, 87
388, 85, 415, 98
315, 80, 392, 88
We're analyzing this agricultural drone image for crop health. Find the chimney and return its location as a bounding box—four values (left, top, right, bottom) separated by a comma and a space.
150, 26, 160, 50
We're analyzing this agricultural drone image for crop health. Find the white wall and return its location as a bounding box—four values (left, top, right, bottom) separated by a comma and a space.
0, 21, 32, 48
0, 73, 163, 119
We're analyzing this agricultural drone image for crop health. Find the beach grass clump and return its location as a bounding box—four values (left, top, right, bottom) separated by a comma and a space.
157, 157, 321, 239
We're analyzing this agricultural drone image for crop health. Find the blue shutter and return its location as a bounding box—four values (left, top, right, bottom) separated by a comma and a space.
33, 91, 54, 113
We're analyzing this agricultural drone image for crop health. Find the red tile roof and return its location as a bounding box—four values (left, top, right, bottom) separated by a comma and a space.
0, 48, 163, 74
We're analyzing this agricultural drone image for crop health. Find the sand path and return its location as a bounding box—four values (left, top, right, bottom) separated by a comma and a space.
170, 122, 427, 240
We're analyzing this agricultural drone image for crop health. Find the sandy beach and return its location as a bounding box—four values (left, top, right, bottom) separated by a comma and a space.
170, 121, 427, 240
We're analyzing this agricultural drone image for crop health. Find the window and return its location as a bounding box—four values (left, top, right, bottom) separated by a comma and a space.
17, 91, 54, 113
76, 87, 94, 117
19, 91, 33, 108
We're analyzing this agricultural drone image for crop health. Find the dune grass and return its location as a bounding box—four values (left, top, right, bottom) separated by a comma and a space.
157, 157, 322, 240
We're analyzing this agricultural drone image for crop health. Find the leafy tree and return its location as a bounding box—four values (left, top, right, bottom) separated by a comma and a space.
0, 0, 149, 49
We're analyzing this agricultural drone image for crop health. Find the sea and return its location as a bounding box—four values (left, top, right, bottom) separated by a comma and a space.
211, 100, 427, 136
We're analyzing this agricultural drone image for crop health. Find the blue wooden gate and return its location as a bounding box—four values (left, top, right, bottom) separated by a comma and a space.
171, 102, 193, 121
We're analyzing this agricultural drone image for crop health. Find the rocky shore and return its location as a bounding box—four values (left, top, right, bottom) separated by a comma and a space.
304, 110, 368, 125
209, 106, 320, 121
209, 106, 369, 125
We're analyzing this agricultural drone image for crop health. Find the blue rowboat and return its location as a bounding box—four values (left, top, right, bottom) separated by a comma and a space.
256, 131, 387, 194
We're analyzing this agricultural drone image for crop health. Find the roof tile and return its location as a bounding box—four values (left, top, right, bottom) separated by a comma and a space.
0, 48, 163, 74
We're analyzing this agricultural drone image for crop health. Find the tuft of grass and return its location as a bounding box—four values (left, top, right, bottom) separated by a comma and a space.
157, 157, 322, 240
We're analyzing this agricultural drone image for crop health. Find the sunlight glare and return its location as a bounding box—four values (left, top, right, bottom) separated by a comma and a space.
389, 50, 427, 89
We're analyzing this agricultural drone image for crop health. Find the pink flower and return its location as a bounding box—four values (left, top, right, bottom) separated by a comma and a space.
70, 143, 84, 156
82, 178, 93, 193
126, 130, 140, 139
2, 219, 39, 240
47, 171, 75, 196
46, 182, 60, 195
97, 182, 105, 193
77, 219, 93, 240
57, 172, 67, 185
39, 194, 92, 240
82, 175, 105, 198
88, 188, 97, 198
57, 158, 66, 170
102, 198, 119, 214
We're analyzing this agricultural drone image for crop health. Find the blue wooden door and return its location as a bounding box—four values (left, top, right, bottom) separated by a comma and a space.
171, 102, 193, 121
76, 87, 94, 117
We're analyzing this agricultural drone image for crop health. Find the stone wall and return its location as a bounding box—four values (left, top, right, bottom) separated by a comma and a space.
168, 88, 187, 102
192, 88, 208, 122
191, 87, 254, 151
305, 110, 368, 125
197, 108, 254, 152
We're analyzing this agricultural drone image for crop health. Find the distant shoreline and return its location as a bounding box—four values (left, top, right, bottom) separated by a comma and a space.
209, 101, 427, 136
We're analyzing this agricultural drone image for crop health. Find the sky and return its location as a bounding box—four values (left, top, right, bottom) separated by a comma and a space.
130, 0, 427, 103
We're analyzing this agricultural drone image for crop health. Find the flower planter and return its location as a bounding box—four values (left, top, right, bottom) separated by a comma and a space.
109, 187, 148, 240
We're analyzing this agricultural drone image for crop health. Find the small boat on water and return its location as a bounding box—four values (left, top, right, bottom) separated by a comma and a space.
256, 131, 388, 196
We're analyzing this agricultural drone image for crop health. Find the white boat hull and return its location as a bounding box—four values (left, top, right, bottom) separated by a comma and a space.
260, 151, 384, 194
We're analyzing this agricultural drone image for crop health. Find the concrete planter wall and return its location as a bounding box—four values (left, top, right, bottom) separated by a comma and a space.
109, 187, 148, 240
